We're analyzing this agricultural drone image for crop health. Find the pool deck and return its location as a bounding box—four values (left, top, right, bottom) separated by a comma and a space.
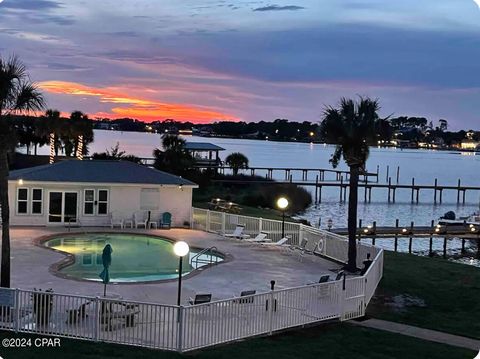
9, 227, 342, 305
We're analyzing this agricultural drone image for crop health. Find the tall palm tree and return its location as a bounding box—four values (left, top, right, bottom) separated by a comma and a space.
319, 97, 380, 271
0, 55, 44, 288
70, 111, 94, 156
36, 109, 63, 156
225, 152, 249, 175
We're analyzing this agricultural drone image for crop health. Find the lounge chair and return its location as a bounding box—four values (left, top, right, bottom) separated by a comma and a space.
307, 274, 330, 285
134, 211, 148, 228
160, 212, 172, 229
101, 306, 140, 331
109, 211, 125, 229
244, 231, 271, 243
334, 271, 345, 281
319, 275, 330, 283
224, 225, 250, 239
66, 301, 91, 324
261, 237, 289, 247
234, 290, 256, 303
188, 294, 212, 305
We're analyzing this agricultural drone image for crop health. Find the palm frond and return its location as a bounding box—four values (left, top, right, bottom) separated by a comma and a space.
14, 82, 45, 112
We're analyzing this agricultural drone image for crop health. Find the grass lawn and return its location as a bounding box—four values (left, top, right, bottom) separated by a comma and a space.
0, 324, 474, 359
368, 251, 480, 339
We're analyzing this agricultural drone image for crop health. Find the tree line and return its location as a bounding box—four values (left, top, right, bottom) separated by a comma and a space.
10, 110, 94, 156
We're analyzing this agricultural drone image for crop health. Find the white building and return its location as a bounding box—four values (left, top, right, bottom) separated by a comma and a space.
7, 160, 197, 227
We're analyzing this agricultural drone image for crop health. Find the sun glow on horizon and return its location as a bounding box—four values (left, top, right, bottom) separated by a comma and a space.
39, 80, 239, 123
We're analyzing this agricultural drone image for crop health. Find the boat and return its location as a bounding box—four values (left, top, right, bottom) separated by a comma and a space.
437, 211, 480, 226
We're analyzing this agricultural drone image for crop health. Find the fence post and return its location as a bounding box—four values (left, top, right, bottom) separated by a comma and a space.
94, 296, 100, 341
298, 224, 304, 246
15, 288, 20, 333
206, 210, 211, 232
268, 289, 275, 335
362, 277, 367, 316
177, 306, 184, 352
339, 276, 346, 321
221, 212, 226, 235
259, 217, 263, 233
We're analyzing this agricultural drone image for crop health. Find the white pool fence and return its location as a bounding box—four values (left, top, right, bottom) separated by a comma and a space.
0, 209, 383, 352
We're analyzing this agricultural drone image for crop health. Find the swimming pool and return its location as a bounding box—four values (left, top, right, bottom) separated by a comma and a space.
44, 233, 223, 283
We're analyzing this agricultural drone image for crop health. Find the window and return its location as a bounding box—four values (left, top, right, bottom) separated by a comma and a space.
97, 190, 109, 215
84, 189, 95, 215
17, 188, 28, 214
140, 188, 159, 210
83, 189, 109, 216
31, 189, 43, 215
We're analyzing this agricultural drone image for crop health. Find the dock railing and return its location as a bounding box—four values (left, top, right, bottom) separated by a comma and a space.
0, 209, 383, 352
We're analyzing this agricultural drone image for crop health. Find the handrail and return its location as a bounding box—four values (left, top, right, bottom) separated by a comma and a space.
190, 246, 220, 269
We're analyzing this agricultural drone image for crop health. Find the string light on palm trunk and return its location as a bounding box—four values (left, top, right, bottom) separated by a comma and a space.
49, 133, 55, 164
76, 135, 84, 160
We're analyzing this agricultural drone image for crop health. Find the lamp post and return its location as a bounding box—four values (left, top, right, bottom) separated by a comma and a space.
276, 197, 289, 238
173, 241, 190, 306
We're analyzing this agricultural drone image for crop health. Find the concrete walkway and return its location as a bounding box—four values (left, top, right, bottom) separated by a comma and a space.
352, 318, 480, 351
9, 227, 342, 305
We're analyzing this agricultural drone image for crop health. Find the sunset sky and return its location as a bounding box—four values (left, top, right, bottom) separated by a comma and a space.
1, 0, 480, 128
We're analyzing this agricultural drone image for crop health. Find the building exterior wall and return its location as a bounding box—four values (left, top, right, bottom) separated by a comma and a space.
8, 181, 194, 227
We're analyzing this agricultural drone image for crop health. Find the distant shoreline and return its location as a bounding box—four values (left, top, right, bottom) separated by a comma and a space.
93, 128, 480, 154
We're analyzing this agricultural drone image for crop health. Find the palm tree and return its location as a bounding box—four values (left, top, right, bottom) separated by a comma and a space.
153, 134, 193, 175
319, 97, 380, 271
0, 55, 44, 288
36, 109, 63, 156
225, 152, 249, 175
70, 111, 94, 156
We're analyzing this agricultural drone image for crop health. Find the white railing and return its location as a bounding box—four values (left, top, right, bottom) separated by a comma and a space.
0, 209, 383, 352
192, 208, 384, 315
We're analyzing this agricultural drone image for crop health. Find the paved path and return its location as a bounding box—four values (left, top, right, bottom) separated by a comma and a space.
352, 318, 480, 351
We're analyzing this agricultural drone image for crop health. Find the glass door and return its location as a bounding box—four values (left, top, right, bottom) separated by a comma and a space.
48, 192, 62, 223
48, 191, 78, 224
64, 192, 78, 223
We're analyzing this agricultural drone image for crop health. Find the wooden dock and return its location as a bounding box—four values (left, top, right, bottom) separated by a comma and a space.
193, 164, 379, 182
329, 220, 480, 258
212, 177, 480, 204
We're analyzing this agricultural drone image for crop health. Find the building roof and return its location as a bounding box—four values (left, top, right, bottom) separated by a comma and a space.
184, 142, 225, 151
8, 160, 197, 186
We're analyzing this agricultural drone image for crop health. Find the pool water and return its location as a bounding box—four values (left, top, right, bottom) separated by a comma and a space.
44, 233, 223, 283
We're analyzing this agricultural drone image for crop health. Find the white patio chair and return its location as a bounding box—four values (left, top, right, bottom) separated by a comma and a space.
298, 238, 319, 261
109, 211, 124, 229
244, 231, 271, 243
134, 211, 148, 228
287, 238, 308, 257
224, 225, 250, 239
148, 211, 161, 229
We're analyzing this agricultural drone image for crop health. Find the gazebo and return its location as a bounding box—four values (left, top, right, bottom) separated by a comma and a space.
185, 142, 225, 167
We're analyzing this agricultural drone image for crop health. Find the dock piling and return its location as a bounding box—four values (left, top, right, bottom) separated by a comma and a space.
429, 220, 434, 257
394, 219, 399, 252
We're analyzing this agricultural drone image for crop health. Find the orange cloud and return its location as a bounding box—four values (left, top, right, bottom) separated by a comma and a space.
39, 80, 238, 123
